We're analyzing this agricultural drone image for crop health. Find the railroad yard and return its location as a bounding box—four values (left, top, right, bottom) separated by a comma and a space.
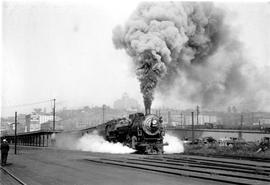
1, 147, 270, 185
2, 1, 270, 185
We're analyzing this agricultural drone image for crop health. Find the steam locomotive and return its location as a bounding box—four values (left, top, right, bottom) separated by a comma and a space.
98, 112, 166, 154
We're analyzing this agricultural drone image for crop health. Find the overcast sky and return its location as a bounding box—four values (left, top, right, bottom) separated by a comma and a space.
1, 0, 270, 116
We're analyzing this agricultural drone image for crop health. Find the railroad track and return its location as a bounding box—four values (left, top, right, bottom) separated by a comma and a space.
145, 156, 270, 175
85, 155, 270, 185
0, 166, 27, 185
201, 155, 270, 163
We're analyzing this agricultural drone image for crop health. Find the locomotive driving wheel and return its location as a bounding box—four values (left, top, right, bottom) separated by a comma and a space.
157, 146, 164, 154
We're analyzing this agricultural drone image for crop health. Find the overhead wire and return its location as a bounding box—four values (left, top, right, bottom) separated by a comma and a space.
1, 99, 54, 109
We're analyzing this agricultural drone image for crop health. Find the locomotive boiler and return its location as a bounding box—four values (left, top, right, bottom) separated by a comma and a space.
104, 113, 166, 154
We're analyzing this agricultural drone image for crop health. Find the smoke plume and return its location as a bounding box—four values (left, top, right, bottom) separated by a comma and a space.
112, 2, 257, 110
56, 131, 135, 154
164, 134, 184, 154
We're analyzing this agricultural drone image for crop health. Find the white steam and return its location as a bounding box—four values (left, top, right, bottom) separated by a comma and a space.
163, 134, 184, 154
76, 131, 135, 154
56, 131, 183, 154
55, 131, 135, 154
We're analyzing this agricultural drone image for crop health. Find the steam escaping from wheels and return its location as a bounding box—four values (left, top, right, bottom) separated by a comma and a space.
56, 130, 135, 154
76, 131, 135, 154
164, 134, 184, 154
56, 130, 183, 154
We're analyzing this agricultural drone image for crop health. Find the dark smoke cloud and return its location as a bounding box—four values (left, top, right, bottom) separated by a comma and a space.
112, 2, 263, 110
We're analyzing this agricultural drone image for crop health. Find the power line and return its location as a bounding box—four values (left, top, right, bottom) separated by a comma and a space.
1, 99, 54, 109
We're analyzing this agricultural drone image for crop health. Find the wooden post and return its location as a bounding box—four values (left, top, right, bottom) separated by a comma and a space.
47, 134, 49, 147
43, 134, 45, 147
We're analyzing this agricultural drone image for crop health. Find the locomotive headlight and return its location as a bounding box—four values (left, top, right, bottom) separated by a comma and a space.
152, 119, 157, 126
143, 115, 162, 136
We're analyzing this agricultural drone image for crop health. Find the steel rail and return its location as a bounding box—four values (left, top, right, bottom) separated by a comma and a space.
84, 157, 270, 185
0, 166, 27, 185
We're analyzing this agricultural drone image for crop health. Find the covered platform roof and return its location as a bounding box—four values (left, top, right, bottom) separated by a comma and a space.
2, 129, 63, 137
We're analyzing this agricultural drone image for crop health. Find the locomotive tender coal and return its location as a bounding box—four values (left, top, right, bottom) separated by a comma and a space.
96, 112, 166, 154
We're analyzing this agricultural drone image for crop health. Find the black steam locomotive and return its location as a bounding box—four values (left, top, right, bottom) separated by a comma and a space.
101, 113, 166, 154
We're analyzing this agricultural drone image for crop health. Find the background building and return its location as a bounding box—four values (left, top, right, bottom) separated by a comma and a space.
158, 109, 218, 127
113, 93, 140, 111
25, 113, 61, 132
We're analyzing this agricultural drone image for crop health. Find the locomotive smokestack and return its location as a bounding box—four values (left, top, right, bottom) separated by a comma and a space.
145, 107, 151, 115
144, 98, 151, 115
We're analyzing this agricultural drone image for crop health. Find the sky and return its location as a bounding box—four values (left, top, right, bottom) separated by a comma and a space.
1, 0, 270, 116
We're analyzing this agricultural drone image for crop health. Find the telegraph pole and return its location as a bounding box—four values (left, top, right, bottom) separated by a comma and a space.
239, 113, 243, 139
240, 114, 243, 129
196, 105, 200, 125
180, 112, 183, 127
14, 112, 17, 155
168, 111, 171, 127
191, 112, 194, 143
251, 112, 254, 125
53, 99, 56, 131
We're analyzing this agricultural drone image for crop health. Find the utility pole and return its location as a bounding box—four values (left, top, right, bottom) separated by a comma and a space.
14, 112, 17, 155
240, 114, 243, 129
168, 111, 171, 127
180, 112, 183, 127
196, 105, 200, 125
239, 113, 243, 139
251, 112, 254, 125
191, 112, 194, 143
53, 99, 56, 131
102, 104, 105, 123
184, 114, 186, 126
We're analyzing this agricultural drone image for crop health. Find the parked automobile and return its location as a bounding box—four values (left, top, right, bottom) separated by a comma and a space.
219, 137, 246, 147
202, 136, 216, 144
